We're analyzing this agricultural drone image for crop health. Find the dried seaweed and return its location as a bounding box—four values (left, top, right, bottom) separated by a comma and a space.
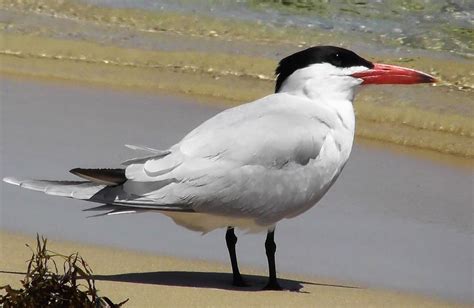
0, 234, 128, 307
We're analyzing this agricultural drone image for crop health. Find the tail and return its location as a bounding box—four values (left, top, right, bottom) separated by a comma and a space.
3, 176, 148, 216
3, 169, 194, 215
3, 168, 126, 199
3, 177, 105, 199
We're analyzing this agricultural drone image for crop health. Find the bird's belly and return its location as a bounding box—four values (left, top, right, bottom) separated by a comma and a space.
159, 211, 269, 234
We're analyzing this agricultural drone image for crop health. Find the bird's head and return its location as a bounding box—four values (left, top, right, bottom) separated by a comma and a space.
275, 46, 436, 100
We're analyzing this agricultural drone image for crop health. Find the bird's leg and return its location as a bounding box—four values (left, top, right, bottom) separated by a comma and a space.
225, 227, 247, 287
263, 228, 282, 290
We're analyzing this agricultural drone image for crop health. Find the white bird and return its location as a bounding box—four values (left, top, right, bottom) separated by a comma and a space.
3, 46, 435, 290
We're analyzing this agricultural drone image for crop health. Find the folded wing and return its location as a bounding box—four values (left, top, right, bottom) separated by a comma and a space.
121, 93, 334, 219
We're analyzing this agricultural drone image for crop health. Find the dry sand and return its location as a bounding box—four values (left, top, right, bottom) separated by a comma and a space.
0, 231, 463, 308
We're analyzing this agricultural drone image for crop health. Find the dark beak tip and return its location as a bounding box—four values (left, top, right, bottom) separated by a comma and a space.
423, 76, 437, 83
417, 72, 437, 84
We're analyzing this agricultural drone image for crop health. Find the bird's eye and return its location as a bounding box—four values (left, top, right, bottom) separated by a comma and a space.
332, 53, 342, 67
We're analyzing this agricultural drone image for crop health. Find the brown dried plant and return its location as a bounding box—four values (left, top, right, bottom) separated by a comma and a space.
0, 234, 128, 307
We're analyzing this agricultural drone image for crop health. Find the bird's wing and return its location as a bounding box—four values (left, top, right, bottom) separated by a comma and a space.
122, 144, 171, 166
119, 93, 339, 224
124, 144, 169, 154
125, 93, 334, 183
179, 93, 333, 166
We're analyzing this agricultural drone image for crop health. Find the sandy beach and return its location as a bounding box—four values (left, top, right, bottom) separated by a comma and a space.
0, 231, 466, 307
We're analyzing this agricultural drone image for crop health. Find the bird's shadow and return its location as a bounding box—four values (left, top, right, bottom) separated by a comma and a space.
0, 269, 359, 293
92, 271, 359, 293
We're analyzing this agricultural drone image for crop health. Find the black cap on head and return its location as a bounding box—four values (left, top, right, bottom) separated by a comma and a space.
275, 46, 374, 92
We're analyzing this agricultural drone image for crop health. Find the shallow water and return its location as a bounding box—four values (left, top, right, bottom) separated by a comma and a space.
78, 0, 474, 57
83, 0, 474, 57
0, 0, 473, 158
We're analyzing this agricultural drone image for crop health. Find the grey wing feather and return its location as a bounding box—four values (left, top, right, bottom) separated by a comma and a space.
125, 144, 170, 154
122, 144, 171, 166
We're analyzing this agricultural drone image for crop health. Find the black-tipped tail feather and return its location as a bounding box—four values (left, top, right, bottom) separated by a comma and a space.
70, 168, 126, 186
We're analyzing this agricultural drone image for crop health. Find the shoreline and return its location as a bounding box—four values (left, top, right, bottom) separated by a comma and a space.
0, 230, 467, 307
1, 41, 472, 158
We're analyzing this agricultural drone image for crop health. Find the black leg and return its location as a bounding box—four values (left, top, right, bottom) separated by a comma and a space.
225, 227, 247, 287
263, 228, 282, 290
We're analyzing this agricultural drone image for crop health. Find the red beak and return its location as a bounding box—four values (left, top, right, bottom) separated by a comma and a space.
351, 63, 436, 85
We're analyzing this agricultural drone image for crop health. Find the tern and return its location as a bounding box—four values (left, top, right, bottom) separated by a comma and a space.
3, 46, 435, 290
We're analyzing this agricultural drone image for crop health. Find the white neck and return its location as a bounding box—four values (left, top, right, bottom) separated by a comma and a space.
277, 63, 364, 136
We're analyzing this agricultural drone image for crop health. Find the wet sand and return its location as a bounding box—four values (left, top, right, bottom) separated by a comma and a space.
1, 77, 472, 303
0, 231, 465, 307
